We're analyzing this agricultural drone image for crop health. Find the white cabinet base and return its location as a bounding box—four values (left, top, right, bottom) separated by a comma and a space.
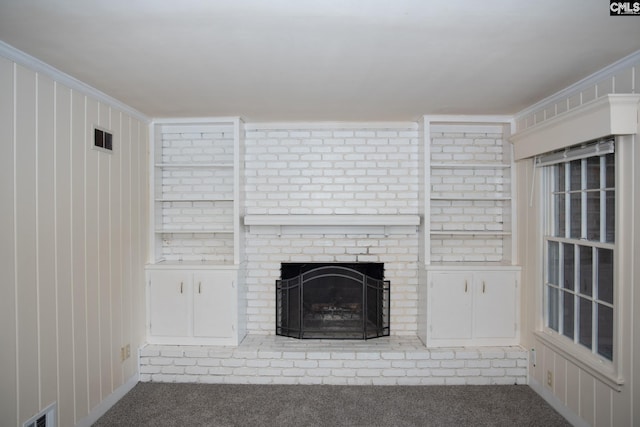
146, 264, 244, 346
422, 265, 520, 347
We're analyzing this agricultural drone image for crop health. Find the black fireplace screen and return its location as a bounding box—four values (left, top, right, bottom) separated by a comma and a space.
276, 263, 390, 339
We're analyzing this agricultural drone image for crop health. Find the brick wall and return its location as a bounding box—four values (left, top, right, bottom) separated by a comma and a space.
157, 126, 235, 262
139, 336, 528, 385
429, 129, 511, 263
243, 124, 420, 335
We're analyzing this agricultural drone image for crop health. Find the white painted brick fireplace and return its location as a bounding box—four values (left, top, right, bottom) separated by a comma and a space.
242, 123, 421, 336
143, 119, 528, 386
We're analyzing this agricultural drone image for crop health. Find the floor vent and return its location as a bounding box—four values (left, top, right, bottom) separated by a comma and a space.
23, 402, 56, 427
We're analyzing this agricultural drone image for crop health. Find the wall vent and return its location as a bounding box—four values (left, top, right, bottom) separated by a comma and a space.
94, 126, 113, 152
23, 402, 56, 427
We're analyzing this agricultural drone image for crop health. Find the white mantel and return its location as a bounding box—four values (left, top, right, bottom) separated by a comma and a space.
243, 214, 420, 235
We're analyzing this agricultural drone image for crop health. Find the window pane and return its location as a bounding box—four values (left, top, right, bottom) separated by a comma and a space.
548, 241, 559, 285
563, 291, 574, 340
554, 194, 565, 237
586, 191, 600, 241
570, 193, 581, 238
563, 243, 574, 291
548, 286, 559, 332
579, 297, 592, 349
597, 248, 614, 304
570, 159, 582, 191
605, 190, 615, 243
586, 157, 600, 189
580, 246, 593, 296
597, 304, 613, 360
605, 153, 615, 188
555, 163, 565, 192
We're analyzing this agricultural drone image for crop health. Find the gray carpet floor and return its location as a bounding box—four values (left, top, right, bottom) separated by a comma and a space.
93, 383, 570, 426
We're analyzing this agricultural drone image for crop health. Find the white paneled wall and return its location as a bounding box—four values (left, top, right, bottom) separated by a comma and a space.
0, 56, 148, 427
243, 124, 420, 335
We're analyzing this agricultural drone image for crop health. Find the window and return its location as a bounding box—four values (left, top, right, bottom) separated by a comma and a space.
542, 139, 615, 361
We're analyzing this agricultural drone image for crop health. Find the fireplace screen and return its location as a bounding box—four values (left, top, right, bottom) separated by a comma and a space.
276, 263, 390, 339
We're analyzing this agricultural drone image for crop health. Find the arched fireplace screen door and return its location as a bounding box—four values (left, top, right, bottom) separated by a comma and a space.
276, 263, 390, 339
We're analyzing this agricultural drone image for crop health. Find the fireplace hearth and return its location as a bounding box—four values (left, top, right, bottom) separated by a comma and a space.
276, 263, 390, 339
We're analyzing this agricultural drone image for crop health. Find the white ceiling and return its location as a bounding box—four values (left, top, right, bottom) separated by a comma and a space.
1, 0, 639, 121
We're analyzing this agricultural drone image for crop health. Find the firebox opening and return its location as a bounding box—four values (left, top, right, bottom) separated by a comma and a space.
276, 263, 390, 340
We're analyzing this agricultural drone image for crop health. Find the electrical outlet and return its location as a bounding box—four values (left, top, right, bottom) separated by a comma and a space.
126, 344, 131, 359
120, 347, 126, 362
546, 370, 553, 388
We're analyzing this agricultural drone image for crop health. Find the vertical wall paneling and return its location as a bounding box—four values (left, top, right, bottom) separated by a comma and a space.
84, 97, 101, 409
97, 102, 113, 399
565, 362, 580, 416
579, 371, 595, 425
110, 110, 123, 388
0, 56, 17, 426
54, 82, 75, 427
36, 73, 58, 412
120, 115, 133, 381
71, 88, 89, 420
594, 381, 612, 426
15, 64, 40, 423
1, 46, 149, 424
132, 120, 146, 347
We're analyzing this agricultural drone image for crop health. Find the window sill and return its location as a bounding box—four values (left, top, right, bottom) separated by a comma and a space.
533, 330, 624, 392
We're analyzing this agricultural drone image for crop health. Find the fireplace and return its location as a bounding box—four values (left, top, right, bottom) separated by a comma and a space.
276, 263, 390, 339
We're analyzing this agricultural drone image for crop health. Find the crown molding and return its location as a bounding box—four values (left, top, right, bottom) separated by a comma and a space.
511, 94, 640, 160
515, 49, 640, 121
0, 40, 150, 123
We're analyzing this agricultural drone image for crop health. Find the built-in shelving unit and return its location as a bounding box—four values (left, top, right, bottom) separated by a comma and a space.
148, 117, 244, 265
418, 116, 520, 348
146, 117, 246, 346
423, 116, 517, 265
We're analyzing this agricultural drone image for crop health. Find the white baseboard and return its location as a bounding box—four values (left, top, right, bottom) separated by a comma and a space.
529, 377, 588, 427
75, 374, 139, 427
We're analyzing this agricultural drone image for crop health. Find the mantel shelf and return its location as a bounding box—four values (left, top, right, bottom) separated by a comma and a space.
243, 214, 420, 227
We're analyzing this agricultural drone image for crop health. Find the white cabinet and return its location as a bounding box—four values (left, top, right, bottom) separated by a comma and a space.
424, 267, 520, 347
192, 270, 236, 339
147, 267, 243, 345
148, 269, 190, 338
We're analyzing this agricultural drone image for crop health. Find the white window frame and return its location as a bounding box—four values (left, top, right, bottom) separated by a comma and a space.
540, 140, 615, 363
511, 95, 638, 391
535, 137, 629, 390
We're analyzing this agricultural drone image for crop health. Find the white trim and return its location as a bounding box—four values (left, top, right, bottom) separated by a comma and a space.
0, 40, 149, 124
515, 49, 640, 122
243, 121, 419, 130
423, 114, 515, 126
152, 117, 241, 125
75, 373, 139, 427
243, 214, 420, 227
534, 331, 623, 391
511, 95, 640, 160
529, 378, 589, 427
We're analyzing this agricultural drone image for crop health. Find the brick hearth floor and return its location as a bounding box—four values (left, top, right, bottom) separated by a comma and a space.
139, 335, 528, 386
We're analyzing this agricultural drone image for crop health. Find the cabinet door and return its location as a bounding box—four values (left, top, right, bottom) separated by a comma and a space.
472, 271, 517, 339
148, 270, 190, 337
193, 270, 236, 339
428, 272, 473, 339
